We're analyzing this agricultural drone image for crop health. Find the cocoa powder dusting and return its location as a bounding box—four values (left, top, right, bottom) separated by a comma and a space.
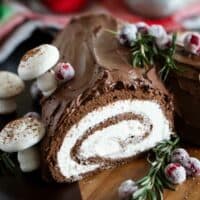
21, 47, 43, 63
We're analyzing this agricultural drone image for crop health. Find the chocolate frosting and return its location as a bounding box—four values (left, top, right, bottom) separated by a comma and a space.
41, 14, 169, 134
41, 14, 174, 182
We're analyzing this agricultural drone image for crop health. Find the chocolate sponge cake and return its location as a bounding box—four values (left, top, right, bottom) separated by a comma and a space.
41, 15, 174, 183
172, 43, 200, 145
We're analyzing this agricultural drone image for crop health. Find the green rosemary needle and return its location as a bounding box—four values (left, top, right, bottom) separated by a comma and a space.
131, 33, 179, 81
131, 33, 155, 70
159, 34, 180, 81
0, 151, 19, 175
106, 27, 180, 81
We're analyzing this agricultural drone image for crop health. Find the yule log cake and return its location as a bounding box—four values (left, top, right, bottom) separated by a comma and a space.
41, 15, 174, 183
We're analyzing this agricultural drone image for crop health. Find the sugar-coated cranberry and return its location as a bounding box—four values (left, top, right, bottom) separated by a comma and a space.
148, 25, 167, 40
170, 148, 190, 166
184, 33, 200, 55
156, 35, 172, 50
165, 163, 186, 184
118, 24, 137, 47
136, 22, 149, 34
118, 179, 138, 200
55, 62, 75, 83
184, 157, 200, 176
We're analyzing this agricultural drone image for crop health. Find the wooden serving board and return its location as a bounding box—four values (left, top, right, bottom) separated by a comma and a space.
79, 147, 200, 200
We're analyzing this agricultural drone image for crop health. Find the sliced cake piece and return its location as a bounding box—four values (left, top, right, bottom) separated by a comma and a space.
171, 37, 200, 145
41, 14, 174, 183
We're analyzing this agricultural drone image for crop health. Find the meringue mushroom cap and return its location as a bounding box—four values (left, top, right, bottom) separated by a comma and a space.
18, 44, 60, 80
0, 71, 25, 99
0, 117, 45, 152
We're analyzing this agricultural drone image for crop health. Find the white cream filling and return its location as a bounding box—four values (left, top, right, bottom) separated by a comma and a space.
79, 120, 150, 159
57, 100, 171, 180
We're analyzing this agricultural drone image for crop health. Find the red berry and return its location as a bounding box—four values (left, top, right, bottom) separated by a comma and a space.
184, 157, 200, 176
118, 24, 137, 47
56, 70, 64, 80
165, 163, 186, 184
118, 180, 138, 200
55, 62, 75, 82
136, 22, 149, 34
171, 148, 189, 166
190, 35, 200, 46
148, 25, 167, 40
62, 64, 69, 69
184, 33, 200, 55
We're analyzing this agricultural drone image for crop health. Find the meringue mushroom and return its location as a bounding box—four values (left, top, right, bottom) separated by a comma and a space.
18, 44, 59, 97
0, 71, 25, 114
0, 117, 45, 152
17, 146, 40, 172
36, 70, 57, 97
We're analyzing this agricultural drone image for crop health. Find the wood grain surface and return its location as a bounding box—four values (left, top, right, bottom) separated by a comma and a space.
79, 147, 200, 200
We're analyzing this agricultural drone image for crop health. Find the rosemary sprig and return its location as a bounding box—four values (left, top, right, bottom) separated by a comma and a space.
106, 27, 180, 81
131, 33, 179, 81
131, 33, 155, 70
0, 151, 19, 175
132, 136, 180, 200
159, 34, 180, 81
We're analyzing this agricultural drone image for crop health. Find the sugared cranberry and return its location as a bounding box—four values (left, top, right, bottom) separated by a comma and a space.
118, 179, 138, 200
190, 35, 200, 45
184, 33, 200, 55
170, 148, 190, 166
184, 157, 200, 176
165, 163, 186, 184
136, 22, 149, 34
156, 35, 172, 50
118, 24, 137, 47
148, 25, 170, 50
55, 62, 75, 83
148, 25, 167, 40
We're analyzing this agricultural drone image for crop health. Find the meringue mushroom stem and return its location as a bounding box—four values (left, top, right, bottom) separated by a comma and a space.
0, 98, 17, 114
17, 146, 40, 172
36, 70, 57, 97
